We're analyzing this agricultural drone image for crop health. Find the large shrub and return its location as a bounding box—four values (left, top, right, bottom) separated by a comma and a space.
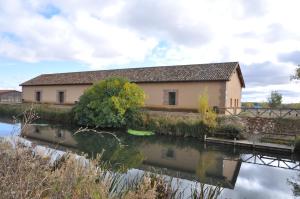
73, 77, 145, 128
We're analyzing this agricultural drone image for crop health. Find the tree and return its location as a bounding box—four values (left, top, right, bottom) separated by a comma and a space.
291, 65, 300, 80
198, 91, 217, 128
73, 77, 145, 128
260, 102, 269, 108
268, 91, 282, 108
242, 102, 254, 108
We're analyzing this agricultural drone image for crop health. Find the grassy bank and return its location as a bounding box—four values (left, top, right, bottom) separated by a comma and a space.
0, 103, 244, 141
130, 112, 243, 140
0, 104, 243, 140
0, 139, 221, 199
0, 103, 74, 125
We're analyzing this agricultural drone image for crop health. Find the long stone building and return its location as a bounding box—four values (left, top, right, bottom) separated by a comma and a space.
20, 62, 245, 111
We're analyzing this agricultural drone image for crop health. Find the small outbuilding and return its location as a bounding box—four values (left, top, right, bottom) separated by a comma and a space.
0, 90, 22, 103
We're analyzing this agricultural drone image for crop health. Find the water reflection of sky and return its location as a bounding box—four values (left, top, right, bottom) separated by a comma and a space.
221, 163, 298, 199
127, 164, 299, 199
0, 122, 20, 137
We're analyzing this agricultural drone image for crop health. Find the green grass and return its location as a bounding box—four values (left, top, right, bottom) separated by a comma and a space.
129, 113, 211, 139
0, 103, 74, 125
260, 137, 295, 146
127, 129, 154, 136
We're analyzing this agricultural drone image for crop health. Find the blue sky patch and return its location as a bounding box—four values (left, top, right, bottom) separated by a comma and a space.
0, 57, 88, 90
1, 32, 21, 43
38, 4, 61, 19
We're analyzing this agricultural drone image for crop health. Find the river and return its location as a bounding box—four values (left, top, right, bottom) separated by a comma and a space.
0, 116, 299, 199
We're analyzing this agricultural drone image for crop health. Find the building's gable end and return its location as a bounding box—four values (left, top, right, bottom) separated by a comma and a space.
226, 63, 245, 88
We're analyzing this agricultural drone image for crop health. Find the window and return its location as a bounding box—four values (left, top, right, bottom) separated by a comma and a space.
237, 99, 239, 107
234, 99, 237, 107
57, 91, 65, 104
35, 91, 41, 102
230, 98, 233, 107
34, 127, 40, 134
56, 129, 64, 139
163, 89, 178, 105
162, 148, 176, 159
168, 92, 176, 105
166, 149, 175, 158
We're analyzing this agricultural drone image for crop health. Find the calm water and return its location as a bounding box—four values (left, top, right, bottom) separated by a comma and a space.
0, 117, 299, 199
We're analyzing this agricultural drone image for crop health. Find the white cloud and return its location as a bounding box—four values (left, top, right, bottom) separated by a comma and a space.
0, 0, 300, 101
0, 0, 158, 68
242, 82, 300, 103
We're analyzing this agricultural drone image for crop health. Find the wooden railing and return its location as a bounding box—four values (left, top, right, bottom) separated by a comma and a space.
218, 107, 300, 118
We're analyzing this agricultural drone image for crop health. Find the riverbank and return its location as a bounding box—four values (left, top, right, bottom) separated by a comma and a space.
0, 103, 73, 124
1, 103, 299, 152
0, 103, 243, 139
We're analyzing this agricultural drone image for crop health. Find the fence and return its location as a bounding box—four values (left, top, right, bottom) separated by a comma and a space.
218, 107, 300, 118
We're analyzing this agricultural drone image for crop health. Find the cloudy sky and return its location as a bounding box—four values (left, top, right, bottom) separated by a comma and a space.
0, 0, 299, 102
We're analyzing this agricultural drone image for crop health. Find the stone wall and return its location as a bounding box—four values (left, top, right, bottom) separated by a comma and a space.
242, 117, 300, 135
220, 116, 300, 135
146, 110, 300, 135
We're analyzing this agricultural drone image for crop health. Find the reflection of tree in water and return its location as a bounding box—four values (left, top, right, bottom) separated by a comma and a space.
196, 151, 221, 180
73, 132, 144, 172
287, 174, 300, 197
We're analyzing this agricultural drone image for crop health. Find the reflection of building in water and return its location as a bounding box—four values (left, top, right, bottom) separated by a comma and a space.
21, 123, 78, 151
139, 143, 241, 189
20, 123, 242, 188
0, 117, 18, 124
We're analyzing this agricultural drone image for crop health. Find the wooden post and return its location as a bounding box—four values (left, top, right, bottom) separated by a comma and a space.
280, 108, 282, 117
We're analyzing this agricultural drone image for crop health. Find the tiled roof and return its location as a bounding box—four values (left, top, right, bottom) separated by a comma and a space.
0, 90, 20, 94
20, 62, 245, 87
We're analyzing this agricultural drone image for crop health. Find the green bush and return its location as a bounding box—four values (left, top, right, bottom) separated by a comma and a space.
294, 137, 300, 153
213, 124, 243, 139
73, 77, 145, 128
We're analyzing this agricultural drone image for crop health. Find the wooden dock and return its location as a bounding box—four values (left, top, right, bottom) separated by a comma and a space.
205, 137, 294, 153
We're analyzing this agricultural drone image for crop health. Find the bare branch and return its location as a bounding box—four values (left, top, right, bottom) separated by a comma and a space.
73, 127, 122, 145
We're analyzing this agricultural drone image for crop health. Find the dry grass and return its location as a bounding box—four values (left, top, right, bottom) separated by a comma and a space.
0, 140, 180, 199
0, 141, 107, 199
